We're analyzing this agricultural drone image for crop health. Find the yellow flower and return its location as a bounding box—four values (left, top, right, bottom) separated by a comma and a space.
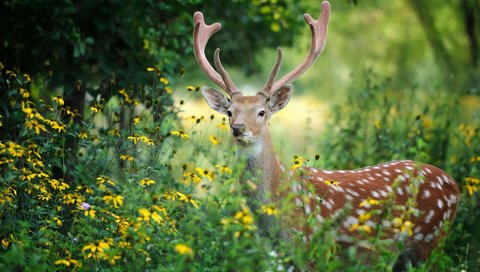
401, 220, 414, 236
133, 116, 141, 125
359, 197, 380, 207
52, 96, 64, 106
53, 217, 63, 227
374, 119, 381, 129
139, 136, 154, 145
471, 156, 480, 163
90, 104, 103, 113
44, 119, 67, 133
349, 213, 372, 234
85, 209, 96, 218
140, 178, 155, 186
78, 132, 88, 139
174, 244, 194, 257
170, 130, 189, 140
54, 258, 81, 267
108, 128, 121, 137
393, 217, 414, 236
290, 155, 306, 171
215, 164, 233, 174
177, 192, 199, 208
138, 208, 151, 220
217, 122, 229, 131
120, 154, 135, 162
260, 204, 278, 216
209, 135, 220, 145
195, 167, 214, 181
25, 119, 47, 135
182, 172, 201, 185
465, 177, 480, 196
103, 195, 124, 208
128, 135, 140, 144
96, 175, 116, 186
165, 86, 172, 93
164, 190, 177, 201
23, 73, 31, 82
324, 180, 338, 186
48, 179, 70, 191
151, 211, 164, 224
38, 192, 52, 201
19, 88, 30, 98
160, 77, 169, 85
62, 106, 79, 117
234, 209, 254, 226
146, 67, 155, 72
466, 185, 478, 196
82, 240, 110, 259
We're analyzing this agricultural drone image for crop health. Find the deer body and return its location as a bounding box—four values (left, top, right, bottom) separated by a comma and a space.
193, 2, 460, 271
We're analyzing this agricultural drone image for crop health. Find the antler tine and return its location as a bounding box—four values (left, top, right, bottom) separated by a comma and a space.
214, 48, 239, 95
193, 12, 227, 91
271, 1, 331, 91
262, 48, 283, 95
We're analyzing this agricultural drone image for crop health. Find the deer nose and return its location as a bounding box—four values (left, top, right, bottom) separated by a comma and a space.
231, 124, 246, 137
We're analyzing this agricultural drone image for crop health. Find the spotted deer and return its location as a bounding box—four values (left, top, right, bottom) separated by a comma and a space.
193, 1, 460, 271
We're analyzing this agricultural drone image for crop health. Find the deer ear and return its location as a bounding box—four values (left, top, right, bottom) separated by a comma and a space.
268, 84, 293, 114
201, 86, 230, 114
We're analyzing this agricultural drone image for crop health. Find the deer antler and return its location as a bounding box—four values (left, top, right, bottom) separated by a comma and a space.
265, 1, 331, 94
193, 12, 239, 96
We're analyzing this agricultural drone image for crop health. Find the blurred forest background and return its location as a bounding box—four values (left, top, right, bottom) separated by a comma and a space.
1, 0, 479, 271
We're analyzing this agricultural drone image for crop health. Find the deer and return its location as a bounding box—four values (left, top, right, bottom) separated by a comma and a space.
193, 1, 460, 271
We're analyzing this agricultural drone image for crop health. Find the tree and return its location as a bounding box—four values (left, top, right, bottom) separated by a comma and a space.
0, 0, 308, 178
406, 0, 480, 92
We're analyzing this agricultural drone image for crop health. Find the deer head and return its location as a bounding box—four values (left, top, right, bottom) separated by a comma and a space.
193, 2, 331, 147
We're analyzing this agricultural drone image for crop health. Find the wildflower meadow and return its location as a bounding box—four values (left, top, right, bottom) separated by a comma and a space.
1, 0, 479, 271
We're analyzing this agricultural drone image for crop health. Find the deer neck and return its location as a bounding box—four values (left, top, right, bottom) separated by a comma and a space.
236, 133, 284, 201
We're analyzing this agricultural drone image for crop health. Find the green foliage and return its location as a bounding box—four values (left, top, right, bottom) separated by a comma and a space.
317, 71, 480, 271
1, 65, 479, 270
0, 1, 479, 270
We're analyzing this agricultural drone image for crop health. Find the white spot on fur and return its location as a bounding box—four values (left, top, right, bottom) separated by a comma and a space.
425, 210, 435, 224
437, 176, 444, 186
346, 189, 360, 197
397, 187, 404, 195
305, 205, 311, 215
295, 198, 303, 208
322, 200, 332, 210
414, 233, 424, 241
422, 189, 431, 199
343, 216, 357, 228
437, 199, 444, 209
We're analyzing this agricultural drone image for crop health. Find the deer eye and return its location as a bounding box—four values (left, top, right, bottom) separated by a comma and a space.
227, 110, 232, 117
258, 110, 265, 117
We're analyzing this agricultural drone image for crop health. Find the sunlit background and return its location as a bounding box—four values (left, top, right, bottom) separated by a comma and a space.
178, 0, 478, 154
